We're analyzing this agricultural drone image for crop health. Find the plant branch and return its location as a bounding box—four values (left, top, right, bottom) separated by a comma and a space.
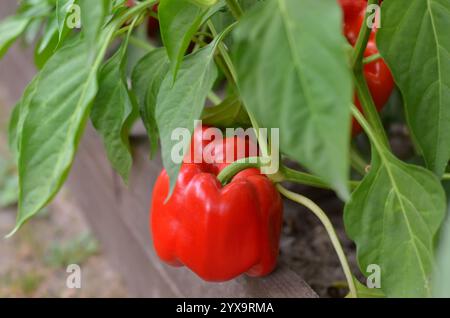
207, 91, 222, 105
350, 145, 369, 176
351, 0, 389, 147
225, 0, 244, 20
280, 165, 359, 190
207, 21, 238, 87
363, 53, 381, 64
276, 185, 358, 298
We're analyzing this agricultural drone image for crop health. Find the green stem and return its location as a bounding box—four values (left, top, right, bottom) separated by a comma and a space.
351, 0, 377, 68
351, 105, 385, 155
207, 91, 222, 105
276, 185, 358, 298
217, 157, 264, 185
351, 0, 389, 147
207, 21, 238, 86
443, 174, 450, 181
226, 0, 244, 20
363, 53, 381, 65
280, 165, 359, 190
350, 146, 368, 176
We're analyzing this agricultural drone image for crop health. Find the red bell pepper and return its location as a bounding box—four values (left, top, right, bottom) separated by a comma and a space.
339, 0, 394, 135
151, 127, 283, 282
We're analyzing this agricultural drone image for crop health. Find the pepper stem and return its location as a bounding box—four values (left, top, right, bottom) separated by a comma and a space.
276, 185, 358, 298
217, 157, 265, 185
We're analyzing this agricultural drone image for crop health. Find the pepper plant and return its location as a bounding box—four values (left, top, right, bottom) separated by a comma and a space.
0, 0, 449, 298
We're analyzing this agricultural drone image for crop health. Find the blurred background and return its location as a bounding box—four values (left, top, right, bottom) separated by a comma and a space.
0, 0, 128, 298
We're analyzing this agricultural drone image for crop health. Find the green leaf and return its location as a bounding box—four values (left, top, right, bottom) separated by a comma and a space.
156, 26, 234, 195
377, 0, 450, 176
233, 0, 353, 200
35, 17, 60, 69
12, 76, 41, 156
79, 0, 109, 48
56, 0, 79, 47
201, 95, 251, 128
432, 183, 450, 297
344, 149, 446, 297
159, 0, 224, 79
0, 15, 31, 59
91, 43, 135, 183
38, 17, 58, 54
0, 156, 19, 208
8, 102, 21, 156
131, 48, 170, 156
433, 214, 450, 297
10, 30, 113, 236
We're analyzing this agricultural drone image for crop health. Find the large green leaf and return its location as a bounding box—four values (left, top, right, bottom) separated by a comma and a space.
156, 27, 234, 195
131, 48, 170, 156
10, 22, 115, 236
11, 76, 41, 156
233, 0, 353, 199
159, 0, 224, 79
201, 95, 251, 128
11, 41, 99, 236
0, 15, 30, 59
377, 0, 450, 176
91, 43, 135, 183
159, 0, 206, 79
344, 148, 446, 297
79, 0, 109, 48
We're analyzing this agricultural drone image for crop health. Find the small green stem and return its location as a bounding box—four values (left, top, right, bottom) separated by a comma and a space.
207, 91, 222, 105
351, 0, 377, 68
225, 0, 244, 20
353, 74, 389, 147
217, 157, 264, 185
350, 146, 369, 176
363, 53, 381, 65
351, 105, 384, 155
276, 185, 358, 298
280, 165, 359, 190
443, 174, 450, 181
195, 31, 214, 39
207, 21, 238, 87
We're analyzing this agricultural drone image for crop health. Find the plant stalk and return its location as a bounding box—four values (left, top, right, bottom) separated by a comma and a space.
276, 185, 358, 298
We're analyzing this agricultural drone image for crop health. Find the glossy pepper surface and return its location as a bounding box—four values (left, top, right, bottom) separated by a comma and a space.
339, 0, 394, 135
151, 127, 283, 282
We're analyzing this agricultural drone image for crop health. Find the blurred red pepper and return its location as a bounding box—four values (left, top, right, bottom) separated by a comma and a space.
339, 0, 394, 135
151, 126, 283, 281
147, 4, 159, 38
126, 1, 159, 38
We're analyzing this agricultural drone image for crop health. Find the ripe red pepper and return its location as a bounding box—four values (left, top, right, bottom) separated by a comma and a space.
339, 0, 394, 135
151, 127, 283, 281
